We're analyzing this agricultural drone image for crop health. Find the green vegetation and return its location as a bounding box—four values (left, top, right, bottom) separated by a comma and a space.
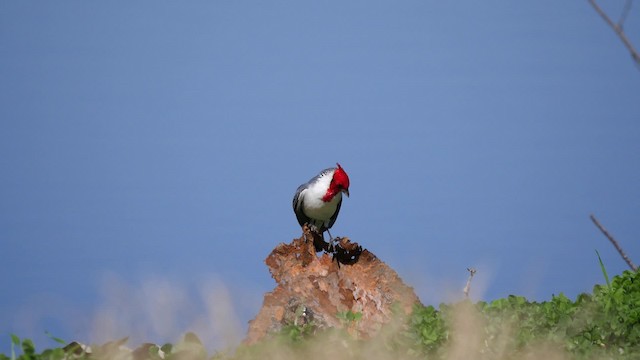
3, 270, 640, 359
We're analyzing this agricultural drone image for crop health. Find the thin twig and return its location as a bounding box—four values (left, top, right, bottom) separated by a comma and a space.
463, 268, 477, 299
588, 0, 640, 68
618, 0, 633, 28
590, 214, 638, 271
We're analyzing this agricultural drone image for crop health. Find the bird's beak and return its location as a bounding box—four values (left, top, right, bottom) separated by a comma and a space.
343, 189, 350, 197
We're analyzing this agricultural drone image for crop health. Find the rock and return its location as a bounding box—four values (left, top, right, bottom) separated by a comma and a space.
244, 226, 421, 344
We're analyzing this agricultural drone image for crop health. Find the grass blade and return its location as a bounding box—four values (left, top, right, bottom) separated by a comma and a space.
595, 250, 611, 289
45, 331, 66, 345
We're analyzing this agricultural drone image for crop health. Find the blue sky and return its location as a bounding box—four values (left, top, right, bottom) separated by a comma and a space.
1, 0, 639, 353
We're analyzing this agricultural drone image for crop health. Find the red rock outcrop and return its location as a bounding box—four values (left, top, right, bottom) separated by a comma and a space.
244, 226, 421, 344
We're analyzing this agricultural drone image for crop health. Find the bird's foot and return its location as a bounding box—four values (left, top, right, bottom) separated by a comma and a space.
327, 237, 338, 254
302, 224, 330, 252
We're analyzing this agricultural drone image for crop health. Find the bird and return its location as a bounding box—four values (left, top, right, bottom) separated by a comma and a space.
292, 163, 350, 242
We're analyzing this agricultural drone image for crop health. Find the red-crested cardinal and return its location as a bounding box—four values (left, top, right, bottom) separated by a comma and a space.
292, 163, 350, 241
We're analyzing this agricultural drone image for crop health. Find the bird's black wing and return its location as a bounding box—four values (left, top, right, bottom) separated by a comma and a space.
292, 185, 311, 227
326, 196, 342, 230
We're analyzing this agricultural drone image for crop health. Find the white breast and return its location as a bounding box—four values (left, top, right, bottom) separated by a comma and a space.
301, 172, 341, 225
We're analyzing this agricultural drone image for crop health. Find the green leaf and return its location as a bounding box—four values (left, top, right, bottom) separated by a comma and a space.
21, 338, 35, 356
160, 343, 173, 355
10, 335, 19, 346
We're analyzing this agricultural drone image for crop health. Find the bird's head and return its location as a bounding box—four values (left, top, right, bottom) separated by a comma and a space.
330, 163, 350, 198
